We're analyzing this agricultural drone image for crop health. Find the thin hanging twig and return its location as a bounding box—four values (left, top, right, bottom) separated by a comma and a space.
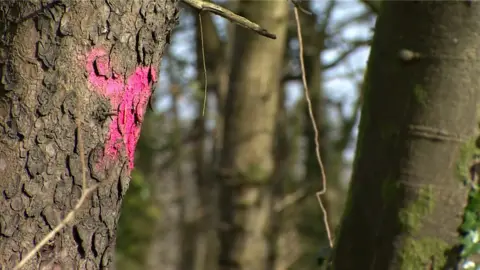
293, 6, 333, 248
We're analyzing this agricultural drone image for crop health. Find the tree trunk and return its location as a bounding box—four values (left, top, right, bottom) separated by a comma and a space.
0, 1, 178, 269
216, 0, 289, 269
146, 151, 182, 270
193, 11, 222, 270
266, 81, 289, 270
331, 1, 480, 269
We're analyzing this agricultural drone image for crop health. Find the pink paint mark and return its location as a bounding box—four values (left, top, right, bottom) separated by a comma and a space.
86, 48, 156, 170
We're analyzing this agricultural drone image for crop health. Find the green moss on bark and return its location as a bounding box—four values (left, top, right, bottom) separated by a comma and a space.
456, 138, 480, 183
399, 237, 449, 270
413, 84, 428, 106
398, 185, 435, 232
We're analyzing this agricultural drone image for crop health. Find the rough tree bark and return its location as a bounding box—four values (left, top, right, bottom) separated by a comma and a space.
0, 0, 178, 268
331, 1, 480, 269
216, 0, 289, 269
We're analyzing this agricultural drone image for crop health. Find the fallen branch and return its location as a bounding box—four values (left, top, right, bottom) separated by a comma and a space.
181, 0, 276, 39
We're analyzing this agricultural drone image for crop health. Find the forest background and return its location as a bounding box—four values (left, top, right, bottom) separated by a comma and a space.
115, 1, 375, 269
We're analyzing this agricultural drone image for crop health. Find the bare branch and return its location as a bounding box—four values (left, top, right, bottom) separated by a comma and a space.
282, 39, 369, 82
318, 0, 336, 33
329, 9, 373, 37
290, 0, 314, 16
181, 0, 277, 39
323, 40, 370, 70
281, 73, 301, 83
274, 186, 310, 212
333, 97, 361, 152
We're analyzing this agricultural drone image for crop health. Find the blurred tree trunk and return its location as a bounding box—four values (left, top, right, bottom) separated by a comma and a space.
331, 2, 480, 269
266, 84, 290, 270
170, 88, 197, 270
216, 0, 289, 269
193, 7, 237, 270
193, 12, 220, 270
145, 84, 192, 270
146, 158, 182, 270
192, 39, 209, 270
0, 1, 178, 269
116, 110, 168, 270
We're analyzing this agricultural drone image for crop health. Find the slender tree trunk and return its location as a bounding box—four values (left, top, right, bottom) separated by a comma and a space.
331, 2, 480, 269
194, 4, 239, 270
193, 12, 221, 270
145, 85, 186, 270
266, 84, 290, 270
170, 87, 199, 270
170, 89, 194, 270
147, 161, 182, 270
217, 1, 289, 269
140, 111, 183, 270
0, 1, 178, 269
146, 153, 182, 270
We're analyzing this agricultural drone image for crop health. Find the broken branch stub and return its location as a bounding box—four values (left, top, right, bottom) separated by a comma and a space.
181, 0, 277, 39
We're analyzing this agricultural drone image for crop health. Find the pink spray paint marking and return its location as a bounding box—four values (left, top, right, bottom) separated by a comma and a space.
86, 48, 156, 170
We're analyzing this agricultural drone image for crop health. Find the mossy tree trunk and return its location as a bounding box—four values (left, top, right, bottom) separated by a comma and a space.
216, 0, 289, 269
0, 1, 178, 268
331, 2, 480, 269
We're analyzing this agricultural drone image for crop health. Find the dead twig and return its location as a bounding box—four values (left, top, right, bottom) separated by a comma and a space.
14, 116, 97, 269
182, 0, 276, 39
198, 12, 208, 116
13, 186, 97, 270
293, 6, 333, 248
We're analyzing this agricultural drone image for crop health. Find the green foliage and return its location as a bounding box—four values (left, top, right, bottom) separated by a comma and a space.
458, 134, 480, 269
457, 139, 480, 184
116, 170, 161, 270
459, 185, 480, 269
